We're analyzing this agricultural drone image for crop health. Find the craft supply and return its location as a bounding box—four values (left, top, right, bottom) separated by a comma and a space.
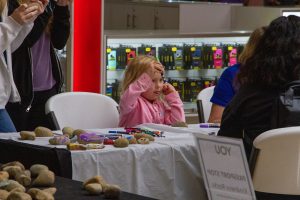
108, 130, 128, 134
137, 138, 150, 144
67, 143, 87, 151
78, 133, 105, 144
104, 139, 114, 145
86, 143, 105, 150
125, 127, 163, 137
105, 135, 120, 140
49, 135, 70, 145
122, 135, 134, 140
199, 123, 220, 128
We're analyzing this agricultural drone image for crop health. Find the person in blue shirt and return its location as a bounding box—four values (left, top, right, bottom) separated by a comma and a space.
208, 27, 266, 123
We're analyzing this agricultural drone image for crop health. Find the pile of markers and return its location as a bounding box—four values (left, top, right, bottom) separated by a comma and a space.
125, 128, 164, 137
104, 127, 164, 145
108, 128, 163, 137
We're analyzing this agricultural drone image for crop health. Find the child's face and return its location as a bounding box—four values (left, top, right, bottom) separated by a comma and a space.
142, 71, 164, 102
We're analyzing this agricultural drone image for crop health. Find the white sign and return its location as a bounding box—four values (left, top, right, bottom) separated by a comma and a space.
194, 133, 256, 200
282, 11, 300, 17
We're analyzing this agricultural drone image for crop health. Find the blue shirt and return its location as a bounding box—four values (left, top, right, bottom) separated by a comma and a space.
210, 63, 240, 107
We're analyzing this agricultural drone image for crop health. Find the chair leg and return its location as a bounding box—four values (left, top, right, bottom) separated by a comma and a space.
197, 100, 205, 123
249, 146, 260, 176
47, 111, 61, 130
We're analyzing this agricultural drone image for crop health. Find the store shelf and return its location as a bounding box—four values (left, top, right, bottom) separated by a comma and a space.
102, 31, 250, 112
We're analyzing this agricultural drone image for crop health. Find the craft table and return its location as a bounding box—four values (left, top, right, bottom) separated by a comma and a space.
0, 124, 218, 200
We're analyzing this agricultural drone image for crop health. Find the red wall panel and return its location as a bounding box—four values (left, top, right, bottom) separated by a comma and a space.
73, 0, 102, 92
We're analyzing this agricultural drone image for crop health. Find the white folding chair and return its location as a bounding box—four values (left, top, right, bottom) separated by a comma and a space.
196, 86, 215, 123
45, 92, 119, 130
251, 126, 300, 195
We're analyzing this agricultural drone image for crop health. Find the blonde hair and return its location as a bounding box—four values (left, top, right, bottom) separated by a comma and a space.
122, 55, 157, 93
238, 27, 266, 64
0, 0, 6, 14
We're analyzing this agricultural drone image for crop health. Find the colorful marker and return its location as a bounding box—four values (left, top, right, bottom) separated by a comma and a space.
199, 123, 220, 128
108, 130, 128, 134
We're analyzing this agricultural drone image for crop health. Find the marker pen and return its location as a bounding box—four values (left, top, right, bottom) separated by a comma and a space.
108, 130, 128, 134
199, 123, 220, 128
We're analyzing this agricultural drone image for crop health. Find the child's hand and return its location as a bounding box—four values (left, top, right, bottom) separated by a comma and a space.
146, 61, 164, 79
162, 83, 176, 95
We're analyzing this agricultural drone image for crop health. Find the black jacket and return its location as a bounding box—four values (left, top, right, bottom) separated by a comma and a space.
218, 85, 279, 158
8, 0, 70, 110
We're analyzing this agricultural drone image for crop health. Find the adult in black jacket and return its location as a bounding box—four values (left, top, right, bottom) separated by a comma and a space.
6, 0, 70, 131
218, 15, 300, 159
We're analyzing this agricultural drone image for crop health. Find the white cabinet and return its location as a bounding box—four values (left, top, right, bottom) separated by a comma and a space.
104, 2, 179, 30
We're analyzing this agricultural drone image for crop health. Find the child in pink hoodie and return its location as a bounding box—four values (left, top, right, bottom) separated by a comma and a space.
119, 55, 185, 127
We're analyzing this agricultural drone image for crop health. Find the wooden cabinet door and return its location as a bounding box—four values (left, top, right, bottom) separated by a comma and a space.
132, 5, 155, 29
154, 6, 179, 29
104, 2, 179, 30
104, 3, 132, 30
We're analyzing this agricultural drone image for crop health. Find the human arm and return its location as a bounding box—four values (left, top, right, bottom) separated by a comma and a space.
208, 104, 225, 123
10, 1, 47, 52
119, 73, 153, 116
50, 0, 70, 49
13, 0, 53, 48
0, 17, 22, 53
210, 65, 238, 107
209, 65, 239, 123
163, 83, 185, 124
1, 3, 42, 53
120, 61, 164, 116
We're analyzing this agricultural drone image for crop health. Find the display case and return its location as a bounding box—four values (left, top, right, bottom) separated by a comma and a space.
102, 31, 250, 118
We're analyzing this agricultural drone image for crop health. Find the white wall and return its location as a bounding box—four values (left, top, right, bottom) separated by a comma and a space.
180, 4, 300, 33
231, 6, 281, 31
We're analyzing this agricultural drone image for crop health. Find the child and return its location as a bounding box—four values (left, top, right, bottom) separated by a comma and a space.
119, 55, 185, 127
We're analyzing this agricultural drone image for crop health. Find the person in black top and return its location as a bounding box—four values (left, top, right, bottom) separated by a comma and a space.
218, 15, 300, 158
6, 0, 70, 131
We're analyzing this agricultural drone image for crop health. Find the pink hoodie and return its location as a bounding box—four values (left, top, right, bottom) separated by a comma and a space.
119, 73, 185, 127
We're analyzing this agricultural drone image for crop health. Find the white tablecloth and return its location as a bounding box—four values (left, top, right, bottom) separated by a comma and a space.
0, 124, 219, 200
